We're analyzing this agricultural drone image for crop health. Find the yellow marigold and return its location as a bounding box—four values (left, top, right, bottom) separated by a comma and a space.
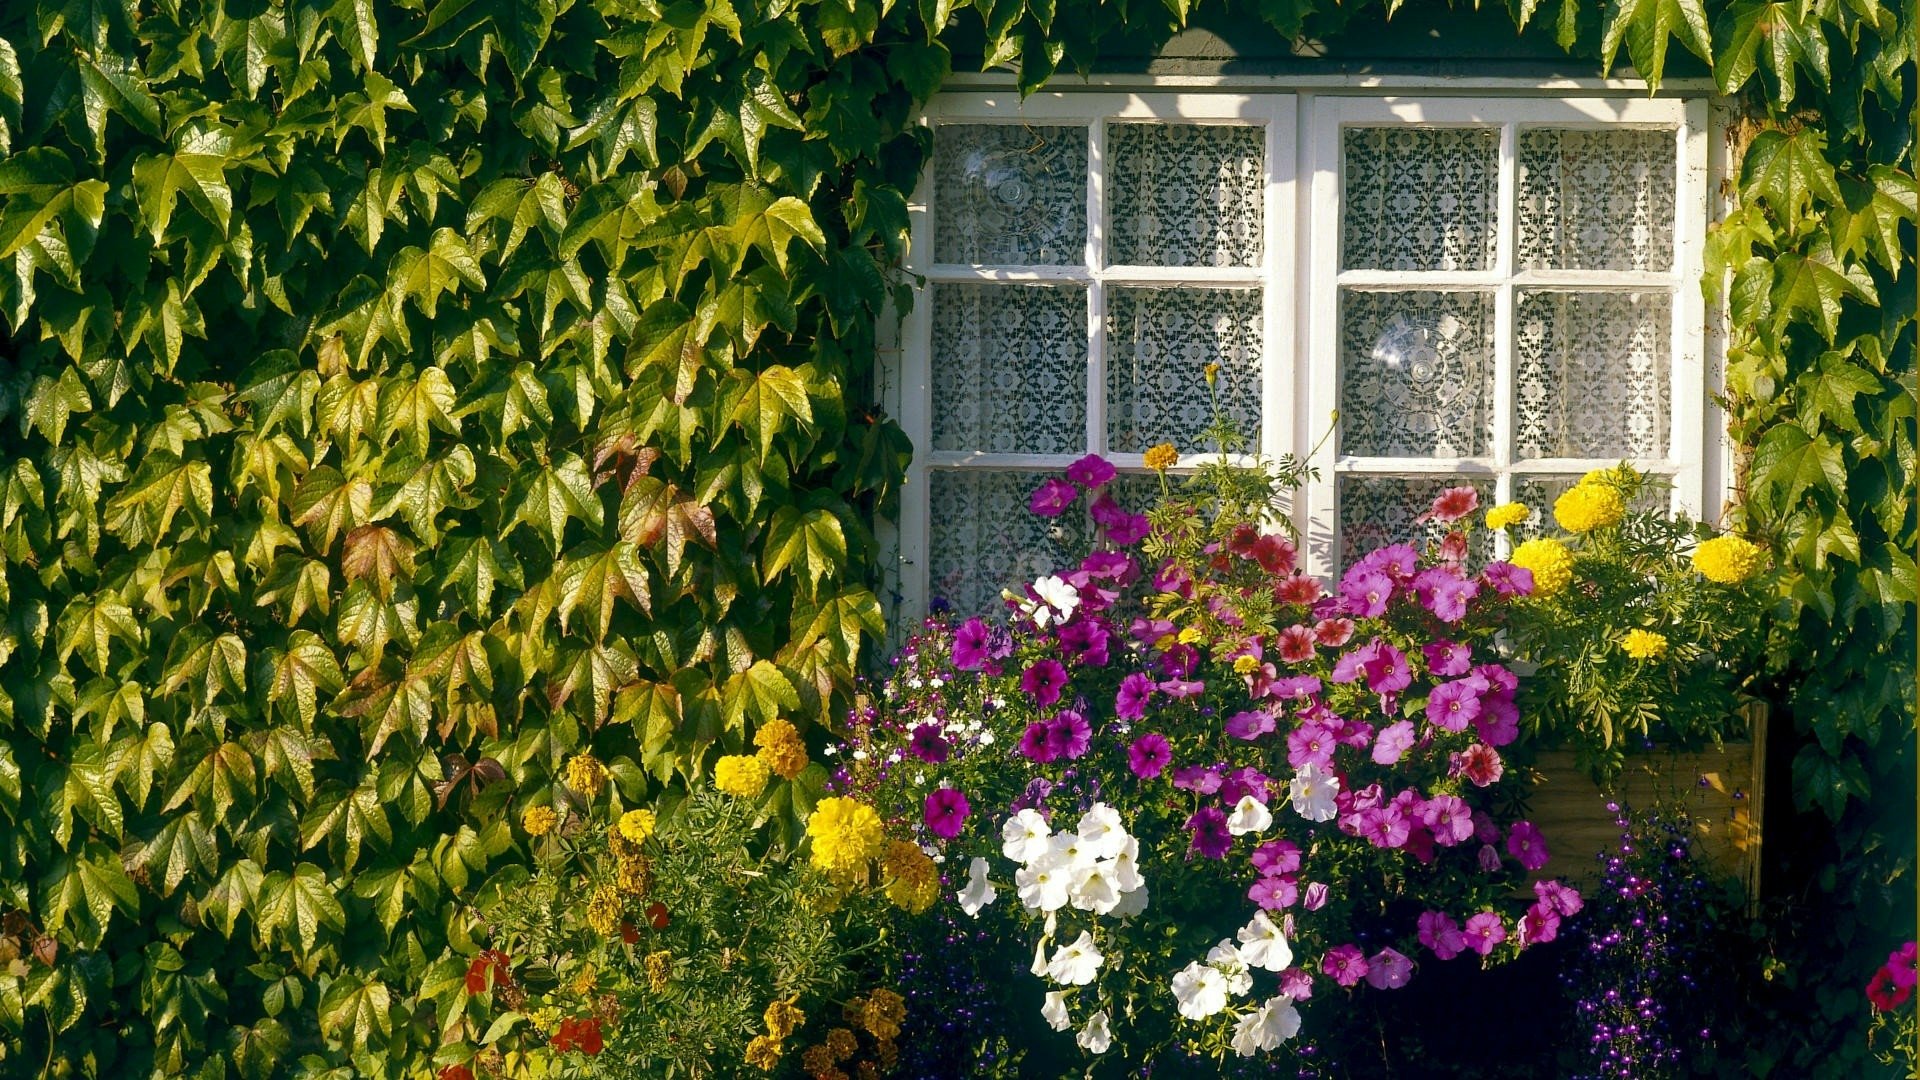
856, 1062, 879, 1080
1510, 538, 1574, 597
1176, 626, 1203, 645
617, 809, 656, 843
570, 964, 597, 996
714, 754, 770, 799
874, 1039, 898, 1070
807, 797, 884, 874
645, 951, 671, 992
521, 805, 559, 837
1692, 535, 1763, 585
801, 1044, 838, 1076
1232, 654, 1258, 675
1553, 483, 1626, 533
617, 853, 651, 897
1202, 361, 1221, 387
861, 989, 906, 1042
585, 884, 622, 937
1143, 443, 1178, 471
564, 753, 607, 799
745, 1034, 784, 1072
765, 999, 805, 1041
880, 840, 939, 915
1621, 629, 1669, 660
530, 1006, 561, 1034
825, 1028, 858, 1061
1485, 502, 1531, 530
754, 718, 810, 780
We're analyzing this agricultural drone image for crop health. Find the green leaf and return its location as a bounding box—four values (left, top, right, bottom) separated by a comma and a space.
317, 974, 392, 1051
21, 366, 93, 446
373, 446, 477, 544
1790, 743, 1869, 820
132, 150, 233, 242
556, 542, 652, 638
1712, 0, 1830, 98
198, 858, 264, 939
332, 0, 380, 70
291, 467, 373, 552
617, 477, 717, 576
136, 812, 219, 897
762, 506, 846, 595
388, 229, 486, 320
256, 863, 347, 956
269, 632, 346, 729
1768, 249, 1872, 343
378, 366, 461, 456
1598, 0, 1712, 86
41, 846, 141, 946
1795, 352, 1882, 434
1740, 129, 1844, 235
55, 595, 143, 675
103, 452, 213, 546
513, 453, 602, 552
719, 660, 799, 732
1748, 420, 1847, 512
729, 365, 813, 461
58, 743, 124, 845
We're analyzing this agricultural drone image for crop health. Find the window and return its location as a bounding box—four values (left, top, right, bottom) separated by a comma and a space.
893, 90, 1713, 617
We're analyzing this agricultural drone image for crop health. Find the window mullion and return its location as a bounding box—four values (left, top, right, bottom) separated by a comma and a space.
1086, 119, 1108, 456
1491, 120, 1518, 558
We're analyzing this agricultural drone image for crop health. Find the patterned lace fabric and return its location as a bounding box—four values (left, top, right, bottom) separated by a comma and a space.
1514, 290, 1671, 459
1518, 128, 1676, 272
1339, 290, 1496, 458
933, 124, 1087, 265
1338, 476, 1497, 567
1108, 123, 1264, 268
1342, 127, 1499, 272
931, 284, 1088, 455
1105, 286, 1262, 454
927, 471, 1159, 616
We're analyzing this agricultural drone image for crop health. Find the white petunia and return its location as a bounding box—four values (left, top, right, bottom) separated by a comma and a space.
1171, 961, 1231, 1020
1041, 990, 1072, 1032
1235, 911, 1294, 972
1001, 809, 1052, 863
1077, 1009, 1113, 1054
1227, 795, 1273, 836
1075, 803, 1128, 859
958, 856, 998, 917
1109, 836, 1145, 893
1207, 939, 1254, 997
1110, 882, 1149, 919
1230, 996, 1302, 1057
1068, 860, 1121, 915
1032, 575, 1081, 624
1289, 762, 1341, 823
1015, 861, 1072, 912
1045, 831, 1095, 873
1044, 931, 1104, 986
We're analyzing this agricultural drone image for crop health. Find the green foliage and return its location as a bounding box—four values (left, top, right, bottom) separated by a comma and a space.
0, 0, 1908, 1074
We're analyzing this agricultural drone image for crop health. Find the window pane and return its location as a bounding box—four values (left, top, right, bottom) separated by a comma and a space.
1108, 123, 1264, 268
1514, 291, 1671, 459
1518, 128, 1676, 272
1340, 290, 1495, 458
1339, 475, 1496, 566
1342, 127, 1499, 272
931, 284, 1088, 455
1105, 286, 1262, 454
1513, 473, 1673, 536
934, 124, 1087, 265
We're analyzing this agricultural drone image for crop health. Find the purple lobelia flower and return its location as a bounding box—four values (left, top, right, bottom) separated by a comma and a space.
924, 787, 971, 839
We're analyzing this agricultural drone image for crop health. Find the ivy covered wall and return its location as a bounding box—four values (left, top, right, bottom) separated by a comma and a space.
0, 0, 1910, 1075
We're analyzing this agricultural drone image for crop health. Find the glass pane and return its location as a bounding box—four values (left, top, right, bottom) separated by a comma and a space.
1105, 287, 1262, 454
928, 470, 1154, 616
1108, 123, 1264, 268
1518, 128, 1676, 272
1513, 473, 1673, 537
1340, 290, 1495, 458
1339, 475, 1496, 567
1342, 127, 1499, 272
931, 284, 1088, 455
934, 124, 1087, 265
1513, 291, 1671, 459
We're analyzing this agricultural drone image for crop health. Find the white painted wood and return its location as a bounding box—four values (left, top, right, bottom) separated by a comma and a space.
1088, 118, 1108, 454
1671, 98, 1711, 523
898, 103, 938, 624
940, 71, 1715, 95
1491, 119, 1518, 556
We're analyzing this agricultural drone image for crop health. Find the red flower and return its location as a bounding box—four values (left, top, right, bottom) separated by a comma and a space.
438, 1066, 475, 1080
464, 949, 513, 993
646, 901, 670, 930
1419, 485, 1480, 524
552, 1017, 605, 1055
619, 921, 640, 944
1868, 966, 1912, 1012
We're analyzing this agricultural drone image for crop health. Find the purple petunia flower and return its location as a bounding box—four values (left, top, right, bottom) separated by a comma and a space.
1080, 551, 1136, 584
1186, 806, 1232, 859
1066, 454, 1117, 488
1286, 722, 1337, 769
1011, 776, 1055, 813
1020, 659, 1068, 706
1426, 678, 1484, 732
1520, 904, 1560, 945
1478, 843, 1503, 873
1462, 912, 1508, 956
1029, 477, 1078, 518
1322, 944, 1370, 988
1481, 560, 1535, 597
1127, 733, 1171, 779
1220, 766, 1270, 806
1354, 543, 1420, 581
1058, 619, 1110, 667
1115, 672, 1156, 721
1252, 839, 1302, 876
1473, 696, 1521, 747
1249, 875, 1299, 910
1279, 968, 1315, 1001
1533, 878, 1584, 918
1339, 570, 1394, 618
1045, 710, 1092, 760
1422, 639, 1473, 677
951, 617, 991, 671
908, 724, 951, 764
1171, 764, 1223, 795
923, 787, 971, 839
1371, 720, 1417, 766
1018, 722, 1057, 764
1225, 709, 1277, 741
1418, 911, 1466, 960
1158, 677, 1205, 698
1506, 821, 1550, 871
1418, 794, 1474, 846
1302, 882, 1329, 910
1269, 675, 1322, 701
1366, 947, 1415, 989
1412, 566, 1480, 624
1361, 640, 1414, 696
1357, 806, 1411, 849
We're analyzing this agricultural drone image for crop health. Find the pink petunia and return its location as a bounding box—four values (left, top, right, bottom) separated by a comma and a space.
1276, 624, 1317, 663
1366, 948, 1415, 989
1418, 794, 1475, 846
1115, 672, 1156, 721
1020, 659, 1068, 706
1370, 720, 1417, 766
1462, 912, 1508, 956
1279, 967, 1315, 1001
1248, 874, 1299, 910
1339, 570, 1394, 618
1425, 679, 1483, 731
1322, 944, 1371, 988
951, 617, 991, 671
1421, 486, 1480, 524
1520, 904, 1561, 946
1029, 477, 1078, 517
1417, 911, 1466, 961
1226, 709, 1277, 741
1422, 639, 1473, 677
1066, 454, 1117, 488
1507, 821, 1550, 871
1449, 743, 1505, 787
923, 787, 971, 839
1274, 574, 1323, 605
1302, 882, 1329, 910
1286, 722, 1337, 769
1533, 879, 1584, 918
1252, 839, 1302, 876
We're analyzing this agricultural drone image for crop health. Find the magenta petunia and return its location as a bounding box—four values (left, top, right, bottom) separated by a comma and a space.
1422, 639, 1473, 677
1462, 911, 1508, 956
1019, 659, 1068, 706
1186, 806, 1232, 859
923, 787, 971, 839
1079, 551, 1137, 583
1418, 794, 1474, 846
1425, 678, 1484, 732
1357, 807, 1411, 849
1152, 560, 1194, 598
1127, 733, 1171, 779
1322, 944, 1370, 988
1172, 764, 1223, 795
1302, 882, 1329, 910
1114, 672, 1156, 721
1158, 677, 1205, 698
1225, 709, 1277, 741
1417, 911, 1466, 960
1044, 709, 1092, 760
1029, 477, 1078, 518
1357, 639, 1414, 695
1472, 696, 1521, 747
1286, 722, 1336, 769
1269, 674, 1322, 700
1018, 721, 1056, 764
1107, 511, 1151, 546
1279, 968, 1315, 1001
1354, 543, 1420, 580
951, 617, 991, 671
1219, 767, 1271, 806
1506, 821, 1550, 871
1066, 454, 1117, 488
1058, 619, 1110, 667
1130, 617, 1174, 646
1339, 570, 1394, 618
908, 724, 951, 764
1252, 838, 1302, 876
1412, 566, 1478, 624
1365, 947, 1415, 989
1371, 720, 1417, 766
1249, 875, 1299, 910
1533, 878, 1584, 918
1481, 560, 1535, 597
1520, 903, 1560, 946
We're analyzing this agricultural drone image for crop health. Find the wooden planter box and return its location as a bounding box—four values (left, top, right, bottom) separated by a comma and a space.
1523, 704, 1767, 902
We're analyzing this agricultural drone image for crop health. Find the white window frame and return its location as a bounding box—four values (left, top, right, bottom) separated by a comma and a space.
889, 87, 1716, 620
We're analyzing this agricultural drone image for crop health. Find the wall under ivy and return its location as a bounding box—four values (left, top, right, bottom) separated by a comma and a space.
0, 0, 1910, 1075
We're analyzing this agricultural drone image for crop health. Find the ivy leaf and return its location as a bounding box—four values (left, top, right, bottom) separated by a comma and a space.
1835, 166, 1918, 270
556, 542, 652, 638
762, 506, 846, 595
332, 0, 380, 71
1768, 249, 1872, 343
341, 524, 415, 597
789, 588, 885, 662
548, 640, 639, 726
291, 467, 373, 553
373, 446, 478, 544
617, 477, 716, 576
198, 858, 263, 939
40, 845, 140, 947
21, 366, 93, 447
1740, 129, 1844, 235
440, 535, 523, 618
1712, 0, 1830, 98
257, 863, 347, 956
1598, 0, 1712, 87
269, 632, 346, 730
103, 452, 213, 546
629, 300, 704, 404
738, 68, 803, 174
513, 453, 603, 552
1795, 352, 1882, 434
728, 365, 813, 462
1790, 743, 1869, 820
377, 366, 461, 456
120, 721, 173, 812
136, 812, 218, 897
718, 660, 799, 732
55, 595, 143, 676
57, 743, 123, 845
1748, 420, 1847, 513
729, 193, 827, 276
131, 149, 233, 242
